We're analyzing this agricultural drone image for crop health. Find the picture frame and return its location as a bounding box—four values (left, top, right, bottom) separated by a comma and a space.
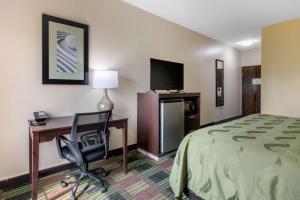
216, 59, 224, 107
42, 14, 89, 85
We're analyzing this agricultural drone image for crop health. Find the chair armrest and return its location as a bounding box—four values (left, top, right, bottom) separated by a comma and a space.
55, 136, 73, 159
56, 136, 85, 165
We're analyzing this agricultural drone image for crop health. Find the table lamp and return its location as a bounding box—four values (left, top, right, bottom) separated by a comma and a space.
92, 70, 118, 111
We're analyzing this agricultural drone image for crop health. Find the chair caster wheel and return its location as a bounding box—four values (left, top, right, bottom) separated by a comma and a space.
99, 186, 107, 193
100, 171, 107, 177
60, 180, 68, 188
70, 196, 76, 200
99, 169, 107, 177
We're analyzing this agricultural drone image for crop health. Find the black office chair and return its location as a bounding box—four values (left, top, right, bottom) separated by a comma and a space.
56, 111, 111, 200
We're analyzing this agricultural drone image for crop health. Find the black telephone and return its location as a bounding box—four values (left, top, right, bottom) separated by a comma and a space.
32, 111, 47, 125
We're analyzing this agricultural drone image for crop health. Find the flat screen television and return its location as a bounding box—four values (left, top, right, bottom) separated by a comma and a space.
150, 58, 184, 91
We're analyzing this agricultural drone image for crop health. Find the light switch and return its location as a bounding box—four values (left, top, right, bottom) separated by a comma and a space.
217, 87, 222, 96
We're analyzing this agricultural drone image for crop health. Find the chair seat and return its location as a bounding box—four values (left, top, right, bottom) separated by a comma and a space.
61, 142, 106, 165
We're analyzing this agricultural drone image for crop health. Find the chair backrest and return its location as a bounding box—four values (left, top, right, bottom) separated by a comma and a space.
71, 111, 111, 153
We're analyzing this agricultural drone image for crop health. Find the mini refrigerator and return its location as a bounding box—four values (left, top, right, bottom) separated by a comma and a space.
160, 99, 185, 154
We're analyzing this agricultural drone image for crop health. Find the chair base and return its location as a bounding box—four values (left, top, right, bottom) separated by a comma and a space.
61, 167, 107, 199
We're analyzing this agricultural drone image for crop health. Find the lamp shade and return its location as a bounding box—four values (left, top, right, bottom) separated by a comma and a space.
92, 70, 118, 89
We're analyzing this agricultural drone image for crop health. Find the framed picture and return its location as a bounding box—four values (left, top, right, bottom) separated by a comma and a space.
216, 59, 224, 107
42, 14, 89, 85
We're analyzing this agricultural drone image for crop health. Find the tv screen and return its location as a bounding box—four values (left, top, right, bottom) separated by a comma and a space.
150, 58, 184, 91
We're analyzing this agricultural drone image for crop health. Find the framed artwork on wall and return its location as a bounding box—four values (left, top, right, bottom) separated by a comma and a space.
216, 59, 224, 107
42, 14, 89, 85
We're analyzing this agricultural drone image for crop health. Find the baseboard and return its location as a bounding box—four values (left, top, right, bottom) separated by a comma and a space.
200, 114, 242, 128
137, 148, 160, 161
199, 122, 215, 128
0, 144, 137, 189
108, 144, 137, 157
215, 115, 242, 124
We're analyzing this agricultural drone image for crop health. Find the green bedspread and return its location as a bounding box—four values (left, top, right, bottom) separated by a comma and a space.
170, 114, 300, 200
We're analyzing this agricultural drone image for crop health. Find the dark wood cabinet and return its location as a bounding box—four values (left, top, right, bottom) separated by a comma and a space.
137, 92, 201, 157
185, 114, 200, 134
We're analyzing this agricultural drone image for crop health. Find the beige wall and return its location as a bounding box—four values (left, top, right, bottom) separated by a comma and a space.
261, 18, 300, 117
241, 48, 261, 66
0, 0, 241, 180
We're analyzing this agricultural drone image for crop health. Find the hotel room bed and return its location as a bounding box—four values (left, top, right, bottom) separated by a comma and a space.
170, 114, 300, 200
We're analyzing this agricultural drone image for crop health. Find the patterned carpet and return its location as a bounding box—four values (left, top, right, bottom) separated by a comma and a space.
0, 151, 188, 200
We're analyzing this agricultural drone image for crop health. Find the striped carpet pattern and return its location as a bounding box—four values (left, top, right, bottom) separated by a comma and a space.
0, 151, 188, 200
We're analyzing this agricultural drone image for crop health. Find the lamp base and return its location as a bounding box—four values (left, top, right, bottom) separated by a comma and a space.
97, 88, 114, 111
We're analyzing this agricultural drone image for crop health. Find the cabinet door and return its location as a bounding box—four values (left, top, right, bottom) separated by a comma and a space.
185, 115, 200, 134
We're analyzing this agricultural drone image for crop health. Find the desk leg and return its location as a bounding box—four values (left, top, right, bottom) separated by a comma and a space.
29, 129, 32, 184
31, 135, 39, 200
123, 121, 128, 173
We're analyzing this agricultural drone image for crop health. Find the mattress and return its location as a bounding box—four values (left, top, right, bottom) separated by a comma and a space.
170, 114, 300, 200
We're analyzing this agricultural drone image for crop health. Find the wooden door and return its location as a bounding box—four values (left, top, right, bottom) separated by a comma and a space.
242, 66, 261, 116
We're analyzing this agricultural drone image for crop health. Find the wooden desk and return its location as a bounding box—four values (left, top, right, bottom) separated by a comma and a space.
28, 114, 128, 200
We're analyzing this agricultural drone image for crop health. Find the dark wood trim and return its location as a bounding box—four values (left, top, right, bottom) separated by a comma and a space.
0, 144, 137, 190
109, 144, 137, 157
199, 122, 215, 129
122, 120, 128, 172
242, 65, 261, 68
215, 115, 242, 124
200, 115, 242, 128
158, 92, 200, 99
137, 92, 160, 155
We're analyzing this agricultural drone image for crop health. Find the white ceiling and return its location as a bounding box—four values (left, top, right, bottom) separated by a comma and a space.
123, 0, 300, 50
